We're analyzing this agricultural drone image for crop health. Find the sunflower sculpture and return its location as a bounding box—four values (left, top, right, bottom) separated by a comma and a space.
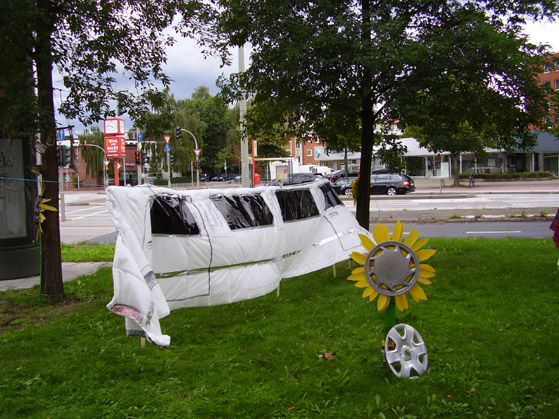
347, 221, 436, 312
348, 221, 436, 378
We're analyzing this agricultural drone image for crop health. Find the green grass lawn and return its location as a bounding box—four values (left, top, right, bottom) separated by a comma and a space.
1, 238, 559, 418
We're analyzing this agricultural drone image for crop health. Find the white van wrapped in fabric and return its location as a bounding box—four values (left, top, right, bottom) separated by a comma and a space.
106, 179, 369, 345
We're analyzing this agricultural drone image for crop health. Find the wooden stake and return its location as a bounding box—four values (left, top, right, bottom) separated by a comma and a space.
332, 263, 337, 277
140, 337, 145, 348
276, 284, 280, 297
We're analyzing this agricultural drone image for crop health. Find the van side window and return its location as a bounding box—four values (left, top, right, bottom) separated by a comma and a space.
151, 195, 200, 235
276, 189, 319, 221
320, 183, 342, 209
210, 194, 274, 230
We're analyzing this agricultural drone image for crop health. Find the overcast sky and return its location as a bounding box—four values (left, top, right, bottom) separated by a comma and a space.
56, 19, 559, 135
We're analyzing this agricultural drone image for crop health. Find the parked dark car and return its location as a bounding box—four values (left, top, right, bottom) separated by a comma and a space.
268, 172, 320, 186
332, 177, 357, 195
210, 175, 226, 181
338, 173, 415, 196
329, 169, 359, 183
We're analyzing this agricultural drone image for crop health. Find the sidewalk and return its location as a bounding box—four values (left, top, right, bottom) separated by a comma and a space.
0, 262, 111, 292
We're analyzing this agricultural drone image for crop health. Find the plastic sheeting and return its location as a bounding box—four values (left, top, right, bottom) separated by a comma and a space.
106, 179, 370, 345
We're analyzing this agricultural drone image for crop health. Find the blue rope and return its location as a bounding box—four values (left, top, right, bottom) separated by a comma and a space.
0, 176, 105, 188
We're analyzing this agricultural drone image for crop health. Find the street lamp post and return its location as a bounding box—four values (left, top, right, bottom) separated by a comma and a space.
180, 128, 200, 189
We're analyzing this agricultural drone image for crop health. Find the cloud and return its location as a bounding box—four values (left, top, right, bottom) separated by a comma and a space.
523, 19, 559, 51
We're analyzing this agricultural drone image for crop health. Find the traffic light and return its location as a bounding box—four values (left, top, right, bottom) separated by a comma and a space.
169, 154, 175, 167
58, 145, 68, 166
175, 126, 181, 139
141, 151, 148, 165
135, 151, 140, 165
83, 141, 87, 149
65, 146, 71, 165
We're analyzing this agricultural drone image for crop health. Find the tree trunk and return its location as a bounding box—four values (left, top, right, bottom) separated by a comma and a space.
36, 0, 64, 299
355, 0, 373, 230
356, 96, 374, 229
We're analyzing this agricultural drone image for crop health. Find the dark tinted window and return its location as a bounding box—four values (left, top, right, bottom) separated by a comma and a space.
210, 194, 274, 230
320, 183, 342, 209
276, 189, 319, 221
151, 195, 200, 235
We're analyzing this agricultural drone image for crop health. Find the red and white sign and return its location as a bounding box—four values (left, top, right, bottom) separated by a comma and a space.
105, 136, 126, 158
164, 135, 171, 145
194, 149, 201, 157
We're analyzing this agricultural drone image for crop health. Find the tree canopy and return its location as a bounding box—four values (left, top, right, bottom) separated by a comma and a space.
1, 0, 203, 297
202, 0, 558, 228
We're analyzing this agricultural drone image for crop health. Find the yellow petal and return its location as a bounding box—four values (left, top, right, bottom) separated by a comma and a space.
355, 278, 370, 288
419, 264, 436, 274
395, 294, 408, 312
409, 284, 428, 302
362, 287, 375, 298
359, 234, 376, 252
392, 221, 404, 242
403, 228, 419, 247
369, 290, 379, 302
411, 237, 430, 252
417, 276, 432, 285
418, 269, 435, 279
416, 248, 437, 262
347, 271, 366, 282
39, 213, 45, 221
350, 251, 367, 265
40, 203, 57, 212
373, 223, 390, 244
377, 294, 390, 311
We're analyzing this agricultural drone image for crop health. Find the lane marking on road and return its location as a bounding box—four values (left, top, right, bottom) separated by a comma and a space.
466, 230, 522, 234
66, 209, 109, 220
64, 206, 99, 214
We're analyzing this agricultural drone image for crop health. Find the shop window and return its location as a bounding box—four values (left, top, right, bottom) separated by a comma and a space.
210, 194, 274, 230
307, 149, 312, 157
276, 189, 319, 221
151, 195, 200, 235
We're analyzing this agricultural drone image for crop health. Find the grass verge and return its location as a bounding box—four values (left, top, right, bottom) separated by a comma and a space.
61, 242, 115, 262
1, 238, 558, 418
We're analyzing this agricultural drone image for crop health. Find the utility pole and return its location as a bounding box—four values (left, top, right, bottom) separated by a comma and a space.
239, 46, 250, 187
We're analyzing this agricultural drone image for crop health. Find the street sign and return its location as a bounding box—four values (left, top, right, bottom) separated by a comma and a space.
105, 136, 126, 158
194, 148, 201, 157
58, 130, 65, 141
164, 135, 171, 145
137, 133, 143, 143
164, 144, 170, 153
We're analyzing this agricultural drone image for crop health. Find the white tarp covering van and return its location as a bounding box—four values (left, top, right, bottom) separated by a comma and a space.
106, 179, 369, 345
